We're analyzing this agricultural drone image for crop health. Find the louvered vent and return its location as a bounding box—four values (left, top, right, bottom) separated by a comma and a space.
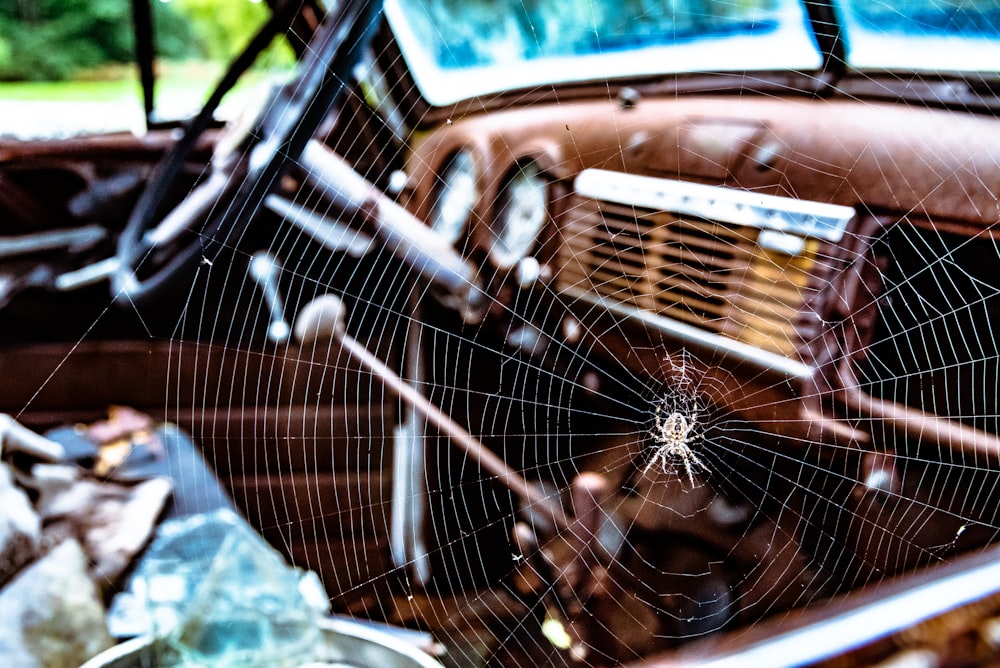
558, 170, 854, 359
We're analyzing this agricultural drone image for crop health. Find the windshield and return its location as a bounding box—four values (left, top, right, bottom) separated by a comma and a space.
386, 0, 1000, 107
836, 0, 1000, 74
386, 0, 822, 106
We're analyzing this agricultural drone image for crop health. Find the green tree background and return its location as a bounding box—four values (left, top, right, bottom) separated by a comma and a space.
0, 0, 273, 82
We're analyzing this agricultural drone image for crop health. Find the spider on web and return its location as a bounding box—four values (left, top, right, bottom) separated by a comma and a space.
644, 399, 708, 485
640, 354, 710, 485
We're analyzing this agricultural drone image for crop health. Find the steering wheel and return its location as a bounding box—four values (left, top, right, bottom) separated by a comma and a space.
112, 0, 383, 306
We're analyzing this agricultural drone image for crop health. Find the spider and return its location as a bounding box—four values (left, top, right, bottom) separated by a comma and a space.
644, 401, 707, 485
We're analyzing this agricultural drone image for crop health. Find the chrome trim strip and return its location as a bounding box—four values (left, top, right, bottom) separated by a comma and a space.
687, 549, 1000, 668
574, 169, 855, 242
561, 285, 815, 380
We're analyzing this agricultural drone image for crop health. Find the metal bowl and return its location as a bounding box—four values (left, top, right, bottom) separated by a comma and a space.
80, 618, 444, 668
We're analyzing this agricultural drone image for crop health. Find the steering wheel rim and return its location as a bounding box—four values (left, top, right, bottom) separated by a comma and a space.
113, 0, 383, 306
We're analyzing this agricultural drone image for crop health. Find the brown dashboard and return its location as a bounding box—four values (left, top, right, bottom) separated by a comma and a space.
407, 96, 1000, 223
400, 94, 1000, 458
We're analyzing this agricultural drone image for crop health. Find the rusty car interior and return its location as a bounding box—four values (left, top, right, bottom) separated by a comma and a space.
1, 0, 1000, 666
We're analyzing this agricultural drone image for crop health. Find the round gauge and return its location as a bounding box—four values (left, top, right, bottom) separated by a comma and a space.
430, 150, 478, 245
490, 161, 548, 268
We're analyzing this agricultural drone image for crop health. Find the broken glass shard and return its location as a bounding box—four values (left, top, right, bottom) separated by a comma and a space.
128, 509, 327, 667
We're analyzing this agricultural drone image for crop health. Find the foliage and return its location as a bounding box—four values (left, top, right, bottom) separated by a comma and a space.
170, 0, 295, 70
0, 0, 279, 82
0, 0, 195, 81
171, 0, 270, 62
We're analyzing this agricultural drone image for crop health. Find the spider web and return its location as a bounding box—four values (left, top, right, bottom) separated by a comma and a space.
5, 0, 1000, 667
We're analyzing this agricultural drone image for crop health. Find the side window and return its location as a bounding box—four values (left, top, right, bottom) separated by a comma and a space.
0, 0, 291, 137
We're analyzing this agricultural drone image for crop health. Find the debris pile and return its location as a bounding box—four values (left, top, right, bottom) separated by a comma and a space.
0, 409, 172, 667
0, 408, 443, 668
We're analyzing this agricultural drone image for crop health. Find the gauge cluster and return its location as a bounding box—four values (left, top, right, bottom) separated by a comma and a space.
423, 149, 553, 292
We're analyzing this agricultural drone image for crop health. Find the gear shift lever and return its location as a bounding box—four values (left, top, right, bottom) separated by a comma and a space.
293, 294, 569, 531
248, 252, 291, 344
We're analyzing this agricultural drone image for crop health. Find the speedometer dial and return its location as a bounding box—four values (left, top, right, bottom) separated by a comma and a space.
430, 150, 478, 245
490, 161, 548, 268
